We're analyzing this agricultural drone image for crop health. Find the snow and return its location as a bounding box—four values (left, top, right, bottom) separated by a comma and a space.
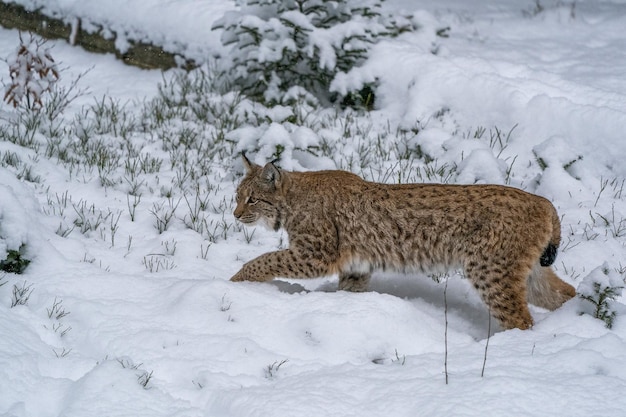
1, 1, 626, 417
11, 0, 232, 61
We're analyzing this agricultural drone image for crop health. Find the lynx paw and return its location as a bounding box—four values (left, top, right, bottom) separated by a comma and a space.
230, 268, 268, 282
230, 269, 248, 282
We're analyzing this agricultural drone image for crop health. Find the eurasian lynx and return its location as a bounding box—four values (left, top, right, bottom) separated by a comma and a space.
231, 155, 575, 330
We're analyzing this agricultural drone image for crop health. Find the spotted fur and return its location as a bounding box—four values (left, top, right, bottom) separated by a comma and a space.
231, 155, 575, 330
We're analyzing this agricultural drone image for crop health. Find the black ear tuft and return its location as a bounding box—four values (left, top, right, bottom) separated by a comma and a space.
241, 152, 258, 174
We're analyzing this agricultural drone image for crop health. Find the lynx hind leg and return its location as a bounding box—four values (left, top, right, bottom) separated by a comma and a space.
466, 259, 534, 330
527, 263, 576, 310
338, 272, 371, 292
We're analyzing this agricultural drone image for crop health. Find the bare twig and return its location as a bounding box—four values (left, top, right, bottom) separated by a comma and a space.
443, 276, 449, 385
481, 311, 492, 378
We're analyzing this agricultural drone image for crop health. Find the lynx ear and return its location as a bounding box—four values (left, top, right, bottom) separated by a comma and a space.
260, 162, 281, 189
241, 152, 258, 174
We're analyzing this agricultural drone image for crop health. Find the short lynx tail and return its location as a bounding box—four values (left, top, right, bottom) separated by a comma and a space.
527, 264, 576, 311
527, 206, 574, 311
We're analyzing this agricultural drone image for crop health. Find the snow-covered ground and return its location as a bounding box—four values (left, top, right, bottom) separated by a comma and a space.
1, 1, 626, 416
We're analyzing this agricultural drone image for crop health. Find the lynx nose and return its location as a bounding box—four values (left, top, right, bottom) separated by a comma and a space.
233, 204, 243, 219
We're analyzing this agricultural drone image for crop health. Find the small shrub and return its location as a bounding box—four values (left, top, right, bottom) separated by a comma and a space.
47, 297, 70, 320
264, 359, 288, 379
117, 358, 154, 389
578, 264, 624, 329
11, 280, 33, 307
0, 245, 31, 274
339, 82, 377, 111
150, 199, 179, 234
2, 34, 88, 159
137, 370, 154, 389
3, 33, 59, 110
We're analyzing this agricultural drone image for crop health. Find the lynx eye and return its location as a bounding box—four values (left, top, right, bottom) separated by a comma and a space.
245, 196, 258, 205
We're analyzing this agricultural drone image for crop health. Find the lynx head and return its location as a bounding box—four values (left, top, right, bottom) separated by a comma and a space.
233, 154, 285, 231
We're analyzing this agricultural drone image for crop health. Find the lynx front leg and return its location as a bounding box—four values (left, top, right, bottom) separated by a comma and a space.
230, 249, 332, 283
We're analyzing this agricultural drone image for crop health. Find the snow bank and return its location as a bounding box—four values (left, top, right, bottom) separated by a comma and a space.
1, 1, 626, 417
8, 0, 234, 61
